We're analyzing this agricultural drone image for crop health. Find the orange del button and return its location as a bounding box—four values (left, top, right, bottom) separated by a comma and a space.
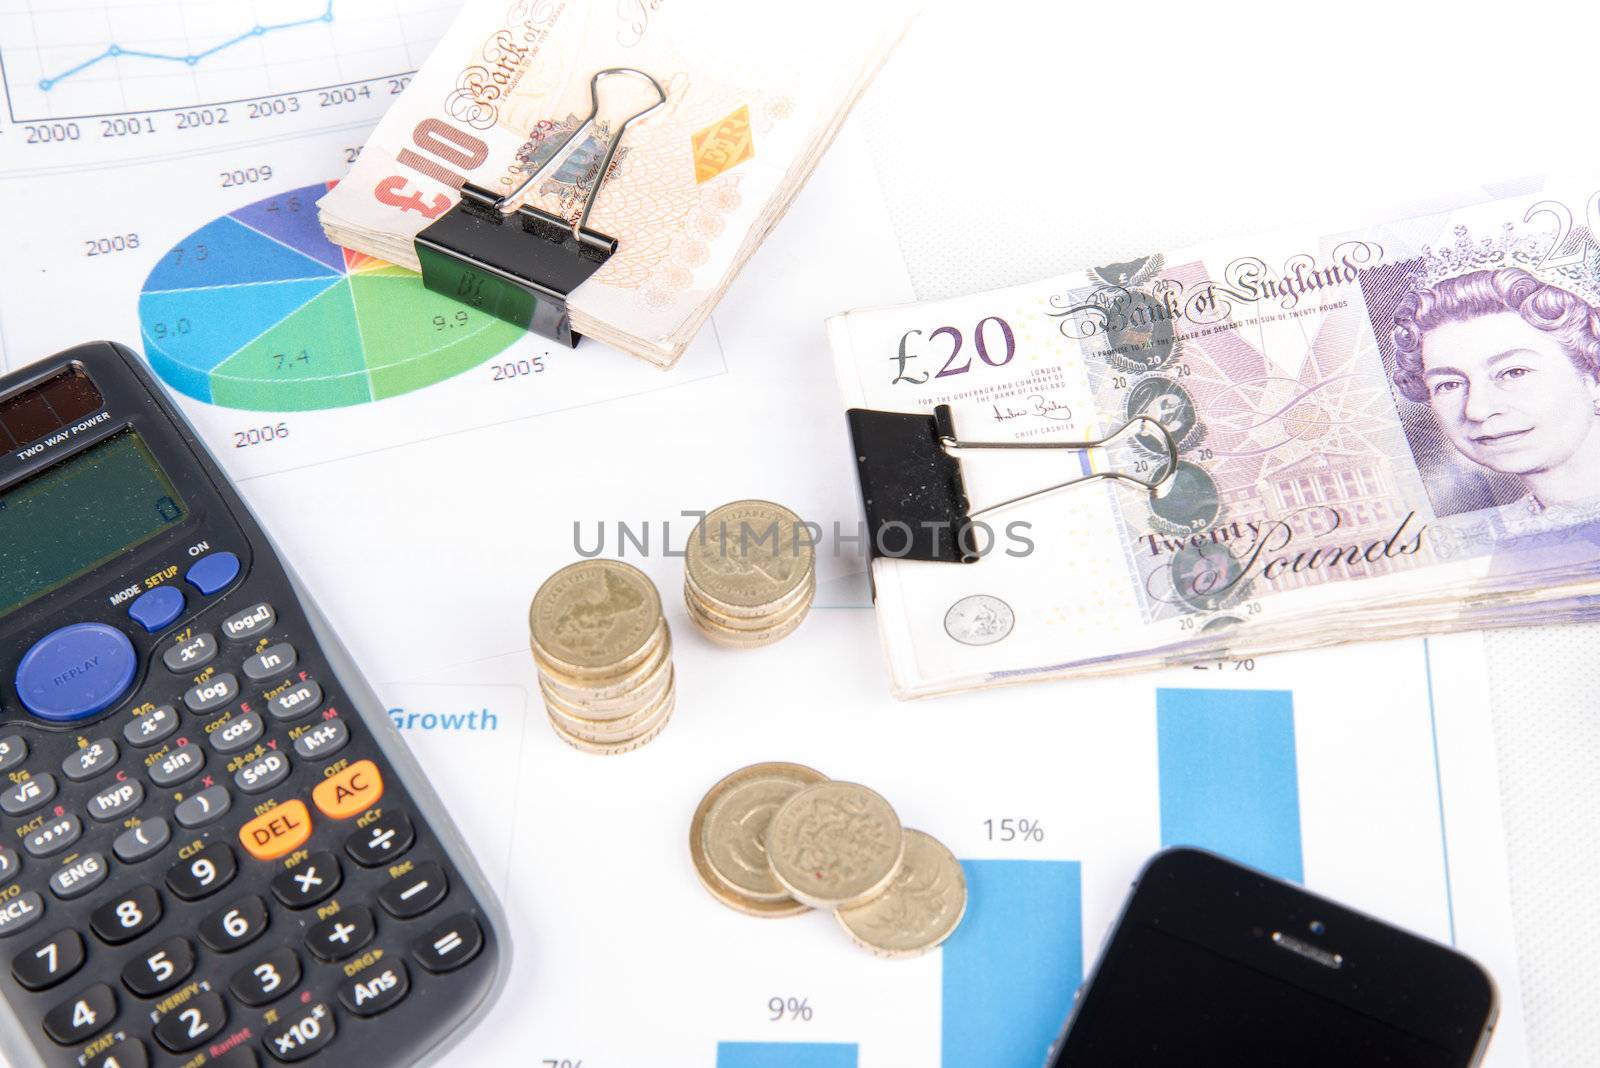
240, 799, 313, 861
313, 759, 384, 820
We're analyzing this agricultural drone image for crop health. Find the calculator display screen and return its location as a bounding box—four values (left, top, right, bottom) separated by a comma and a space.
0, 430, 187, 618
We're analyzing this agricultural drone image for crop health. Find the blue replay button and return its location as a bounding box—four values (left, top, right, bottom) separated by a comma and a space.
14, 622, 137, 723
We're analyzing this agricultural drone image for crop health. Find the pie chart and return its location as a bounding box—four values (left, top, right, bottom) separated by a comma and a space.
138, 182, 523, 411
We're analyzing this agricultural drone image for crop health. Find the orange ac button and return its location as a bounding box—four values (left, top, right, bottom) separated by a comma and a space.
313, 759, 384, 820
240, 799, 313, 861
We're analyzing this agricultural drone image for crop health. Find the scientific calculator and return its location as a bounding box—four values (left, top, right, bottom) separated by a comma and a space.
0, 342, 508, 1067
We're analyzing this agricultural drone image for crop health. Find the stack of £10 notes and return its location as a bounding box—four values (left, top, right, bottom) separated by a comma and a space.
830, 180, 1600, 698
319, 0, 911, 366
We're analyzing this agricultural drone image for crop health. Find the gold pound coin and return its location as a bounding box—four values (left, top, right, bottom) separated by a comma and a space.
683, 586, 812, 649
765, 781, 905, 910
685, 501, 815, 613
544, 670, 676, 743
685, 563, 815, 621
530, 560, 664, 677
539, 645, 674, 721
688, 763, 824, 919
536, 621, 670, 705
699, 762, 830, 902
835, 829, 967, 958
686, 576, 814, 632
546, 689, 675, 755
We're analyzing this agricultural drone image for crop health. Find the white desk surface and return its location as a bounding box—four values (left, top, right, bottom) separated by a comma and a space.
854, 2, 1600, 1062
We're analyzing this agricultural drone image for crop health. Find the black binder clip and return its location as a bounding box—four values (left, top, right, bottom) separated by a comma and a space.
846, 404, 1180, 563
416, 67, 667, 347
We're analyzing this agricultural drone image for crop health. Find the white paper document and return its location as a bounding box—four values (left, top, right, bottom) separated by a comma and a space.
0, 13, 1531, 1064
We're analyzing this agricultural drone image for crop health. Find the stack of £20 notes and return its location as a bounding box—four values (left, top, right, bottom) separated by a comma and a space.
830, 180, 1600, 697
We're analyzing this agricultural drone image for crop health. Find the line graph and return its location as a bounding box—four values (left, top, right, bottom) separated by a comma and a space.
37, 0, 335, 92
0, 0, 454, 122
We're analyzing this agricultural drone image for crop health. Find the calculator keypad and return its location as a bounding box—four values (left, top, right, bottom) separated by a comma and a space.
112, 818, 170, 864
87, 1039, 148, 1068
151, 989, 227, 1052
306, 905, 375, 963
166, 842, 237, 901
3, 773, 57, 816
90, 886, 162, 945
270, 851, 341, 909
120, 936, 194, 998
43, 982, 116, 1045
121, 704, 178, 747
0, 583, 495, 1068
230, 946, 300, 1007
12, 930, 85, 991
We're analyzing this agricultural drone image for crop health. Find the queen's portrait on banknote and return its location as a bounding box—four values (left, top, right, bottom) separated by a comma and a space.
1390, 265, 1600, 528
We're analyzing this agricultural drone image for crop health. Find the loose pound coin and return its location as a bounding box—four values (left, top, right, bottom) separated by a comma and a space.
684, 500, 816, 648
689, 762, 828, 918
764, 781, 904, 909
835, 829, 967, 958
530, 559, 677, 754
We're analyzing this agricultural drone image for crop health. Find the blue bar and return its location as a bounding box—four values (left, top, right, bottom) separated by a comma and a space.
941, 860, 1082, 1068
717, 1042, 859, 1068
1156, 688, 1303, 882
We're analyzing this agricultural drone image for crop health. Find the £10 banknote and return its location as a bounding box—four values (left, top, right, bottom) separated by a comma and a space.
830, 179, 1600, 697
320, 0, 911, 365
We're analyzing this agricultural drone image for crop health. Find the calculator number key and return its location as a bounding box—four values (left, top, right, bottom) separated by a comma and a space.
231, 946, 301, 1007
91, 885, 162, 945
154, 990, 227, 1053
121, 935, 195, 998
12, 929, 84, 991
166, 842, 237, 901
264, 1000, 335, 1063
199, 894, 269, 952
44, 982, 117, 1045
88, 1037, 149, 1068
0, 735, 26, 773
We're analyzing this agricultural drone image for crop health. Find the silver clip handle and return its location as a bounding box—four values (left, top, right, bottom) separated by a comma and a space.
940, 415, 1181, 519
493, 67, 667, 240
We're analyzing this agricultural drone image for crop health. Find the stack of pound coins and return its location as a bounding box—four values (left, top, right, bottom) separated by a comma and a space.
689, 763, 967, 957
530, 559, 676, 754
684, 500, 815, 648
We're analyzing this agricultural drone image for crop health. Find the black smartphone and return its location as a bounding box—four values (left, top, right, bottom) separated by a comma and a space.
1046, 848, 1497, 1067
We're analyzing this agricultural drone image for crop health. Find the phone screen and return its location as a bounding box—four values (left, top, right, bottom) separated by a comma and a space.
1050, 850, 1493, 1068
1060, 922, 1456, 1066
